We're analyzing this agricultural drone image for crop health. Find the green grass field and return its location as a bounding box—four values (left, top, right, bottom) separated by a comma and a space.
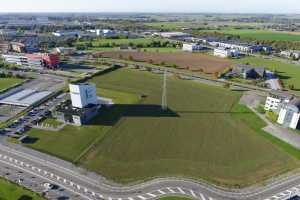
25, 68, 300, 187
203, 29, 300, 41
86, 47, 180, 53
233, 56, 300, 95
0, 178, 44, 200
0, 78, 23, 91
77, 38, 171, 47
26, 87, 140, 162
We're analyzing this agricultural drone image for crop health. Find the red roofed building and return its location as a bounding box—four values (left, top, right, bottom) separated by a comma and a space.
26, 53, 60, 69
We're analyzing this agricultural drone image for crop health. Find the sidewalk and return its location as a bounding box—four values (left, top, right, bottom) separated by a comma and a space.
250, 107, 300, 150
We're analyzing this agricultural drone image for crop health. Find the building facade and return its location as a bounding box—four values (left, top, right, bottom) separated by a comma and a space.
214, 48, 239, 58
277, 99, 300, 130
69, 83, 98, 109
182, 43, 204, 52
265, 90, 294, 113
1, 53, 60, 69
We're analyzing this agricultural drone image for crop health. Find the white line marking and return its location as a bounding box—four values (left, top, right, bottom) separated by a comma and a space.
138, 195, 147, 200
190, 190, 197, 198
158, 190, 166, 194
0, 156, 93, 200
199, 193, 206, 200
147, 193, 156, 197
167, 187, 176, 193
177, 187, 185, 194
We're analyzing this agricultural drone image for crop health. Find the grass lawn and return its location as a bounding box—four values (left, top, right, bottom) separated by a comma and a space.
77, 38, 171, 48
26, 87, 140, 162
0, 178, 44, 200
25, 68, 299, 187
86, 47, 180, 53
40, 118, 64, 127
233, 56, 300, 95
203, 29, 300, 41
0, 78, 23, 91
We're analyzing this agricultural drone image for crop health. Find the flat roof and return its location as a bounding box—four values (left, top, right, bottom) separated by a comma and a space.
0, 89, 51, 107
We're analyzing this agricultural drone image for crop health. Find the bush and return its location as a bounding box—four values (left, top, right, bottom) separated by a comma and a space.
266, 111, 278, 123
256, 104, 266, 114
223, 82, 231, 89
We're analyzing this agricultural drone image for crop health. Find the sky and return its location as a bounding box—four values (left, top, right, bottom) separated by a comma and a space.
0, 0, 299, 13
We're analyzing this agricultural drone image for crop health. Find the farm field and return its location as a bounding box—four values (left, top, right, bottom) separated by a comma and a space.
0, 78, 23, 91
233, 56, 300, 95
25, 68, 299, 187
203, 29, 300, 41
0, 178, 44, 200
97, 51, 232, 74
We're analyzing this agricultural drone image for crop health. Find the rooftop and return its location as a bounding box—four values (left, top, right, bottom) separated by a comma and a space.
0, 89, 51, 107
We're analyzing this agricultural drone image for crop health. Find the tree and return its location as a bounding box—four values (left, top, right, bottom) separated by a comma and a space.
214, 72, 220, 79
289, 84, 295, 90
223, 82, 231, 89
129, 55, 133, 61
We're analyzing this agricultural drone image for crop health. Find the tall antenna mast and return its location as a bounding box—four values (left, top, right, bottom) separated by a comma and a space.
161, 69, 167, 111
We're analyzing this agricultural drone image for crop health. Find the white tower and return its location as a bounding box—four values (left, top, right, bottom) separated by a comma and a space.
69, 83, 98, 108
161, 69, 168, 111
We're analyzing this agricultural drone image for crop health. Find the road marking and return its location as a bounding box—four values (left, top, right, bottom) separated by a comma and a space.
137, 195, 147, 200
190, 190, 197, 198
0, 156, 94, 200
177, 187, 185, 194
167, 187, 176, 193
147, 193, 156, 197
158, 190, 166, 194
199, 193, 206, 200
128, 197, 135, 200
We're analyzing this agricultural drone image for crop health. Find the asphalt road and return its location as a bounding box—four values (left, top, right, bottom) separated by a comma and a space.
0, 141, 300, 200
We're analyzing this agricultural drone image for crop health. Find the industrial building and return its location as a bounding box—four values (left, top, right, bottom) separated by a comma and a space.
214, 48, 240, 58
0, 87, 51, 107
277, 99, 300, 130
264, 90, 294, 113
54, 83, 101, 126
10, 42, 26, 53
70, 83, 98, 109
1, 53, 60, 69
182, 43, 204, 52
209, 41, 272, 54
0, 41, 10, 53
154, 32, 191, 39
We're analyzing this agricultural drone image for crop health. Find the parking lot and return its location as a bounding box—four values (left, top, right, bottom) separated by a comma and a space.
1, 93, 68, 138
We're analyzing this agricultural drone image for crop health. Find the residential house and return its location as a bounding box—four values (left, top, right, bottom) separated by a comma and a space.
232, 64, 266, 79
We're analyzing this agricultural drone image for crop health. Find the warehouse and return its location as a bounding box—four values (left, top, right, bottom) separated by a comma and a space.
0, 88, 51, 107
